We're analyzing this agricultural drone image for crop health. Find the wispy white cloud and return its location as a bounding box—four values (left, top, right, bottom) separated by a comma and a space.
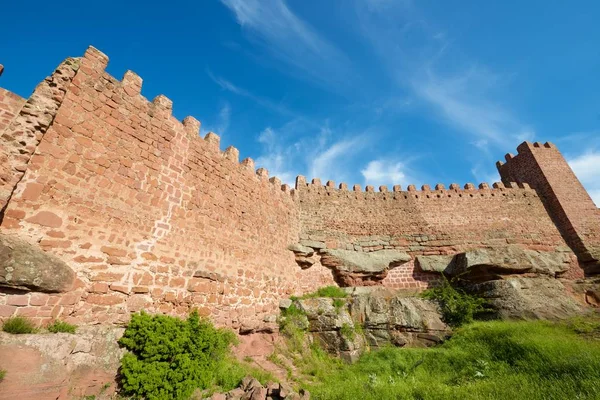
412, 68, 535, 147
309, 136, 365, 183
568, 151, 600, 206
216, 102, 231, 134
253, 119, 369, 186
219, 0, 353, 88
206, 68, 295, 116
361, 159, 414, 188
355, 0, 534, 149
255, 127, 296, 185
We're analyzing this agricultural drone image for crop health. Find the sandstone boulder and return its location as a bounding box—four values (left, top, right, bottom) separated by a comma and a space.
319, 249, 411, 286
0, 233, 75, 292
449, 246, 571, 280
464, 277, 584, 320
0, 326, 124, 400
415, 254, 455, 273
288, 290, 449, 360
350, 294, 448, 348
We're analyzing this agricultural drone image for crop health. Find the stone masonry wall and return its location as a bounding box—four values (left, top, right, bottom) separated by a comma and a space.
498, 141, 600, 271
294, 177, 578, 288
0, 59, 79, 211
0, 47, 334, 329
0, 88, 26, 209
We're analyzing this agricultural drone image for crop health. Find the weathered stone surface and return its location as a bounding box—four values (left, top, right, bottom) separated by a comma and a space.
297, 298, 353, 332
279, 299, 293, 309
352, 296, 447, 332
320, 249, 411, 286
415, 254, 455, 273
0, 326, 124, 400
298, 240, 326, 250
289, 291, 449, 360
0, 233, 75, 292
287, 244, 314, 256
450, 246, 571, 280
465, 277, 584, 320
206, 377, 309, 400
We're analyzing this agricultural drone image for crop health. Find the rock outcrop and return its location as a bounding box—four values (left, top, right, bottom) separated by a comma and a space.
202, 377, 310, 400
289, 244, 411, 286
0, 326, 123, 400
449, 246, 572, 279
284, 288, 449, 362
0, 233, 75, 292
465, 277, 583, 320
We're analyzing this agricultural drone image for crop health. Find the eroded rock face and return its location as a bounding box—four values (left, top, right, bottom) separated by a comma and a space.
319, 249, 411, 286
287, 290, 449, 362
448, 246, 571, 280
0, 233, 76, 292
465, 277, 583, 320
0, 326, 124, 400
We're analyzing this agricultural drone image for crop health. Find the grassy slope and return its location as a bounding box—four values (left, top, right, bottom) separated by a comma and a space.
296, 318, 600, 400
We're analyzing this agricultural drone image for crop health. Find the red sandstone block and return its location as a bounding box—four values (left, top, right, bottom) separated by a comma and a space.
16, 307, 38, 317
109, 284, 130, 294
29, 293, 49, 306
0, 305, 17, 317
4, 209, 26, 220
87, 294, 124, 306
170, 277, 186, 288
164, 292, 177, 303
39, 239, 72, 248
91, 282, 109, 293
90, 272, 124, 282
7, 295, 29, 306
21, 182, 44, 201
100, 246, 128, 257
132, 286, 149, 294
59, 292, 82, 306
73, 255, 104, 263
25, 211, 63, 228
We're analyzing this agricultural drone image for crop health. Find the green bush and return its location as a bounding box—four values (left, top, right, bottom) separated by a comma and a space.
118, 310, 238, 400
421, 277, 487, 326
2, 316, 37, 334
47, 320, 77, 333
0, 369, 5, 381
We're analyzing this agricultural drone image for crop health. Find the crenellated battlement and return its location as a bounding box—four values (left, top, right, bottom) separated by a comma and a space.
76, 46, 294, 199
295, 175, 535, 200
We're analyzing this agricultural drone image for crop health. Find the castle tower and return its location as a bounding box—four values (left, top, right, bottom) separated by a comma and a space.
497, 141, 600, 273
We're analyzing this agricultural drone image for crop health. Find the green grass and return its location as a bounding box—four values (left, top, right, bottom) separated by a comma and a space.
294, 318, 600, 400
0, 368, 5, 381
292, 285, 348, 300
2, 316, 37, 334
47, 320, 77, 333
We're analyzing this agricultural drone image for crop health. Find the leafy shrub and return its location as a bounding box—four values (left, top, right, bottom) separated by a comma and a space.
118, 310, 238, 400
47, 320, 77, 333
0, 369, 5, 381
2, 316, 37, 334
421, 277, 487, 327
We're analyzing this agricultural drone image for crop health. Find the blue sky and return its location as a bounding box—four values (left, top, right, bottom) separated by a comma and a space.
1, 0, 599, 204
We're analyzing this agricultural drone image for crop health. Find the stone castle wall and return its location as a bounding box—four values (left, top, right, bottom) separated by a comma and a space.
294, 177, 577, 289
498, 142, 600, 272
0, 47, 334, 329
0, 46, 595, 329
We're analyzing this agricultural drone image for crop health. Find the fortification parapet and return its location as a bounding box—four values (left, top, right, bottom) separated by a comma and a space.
497, 141, 600, 271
